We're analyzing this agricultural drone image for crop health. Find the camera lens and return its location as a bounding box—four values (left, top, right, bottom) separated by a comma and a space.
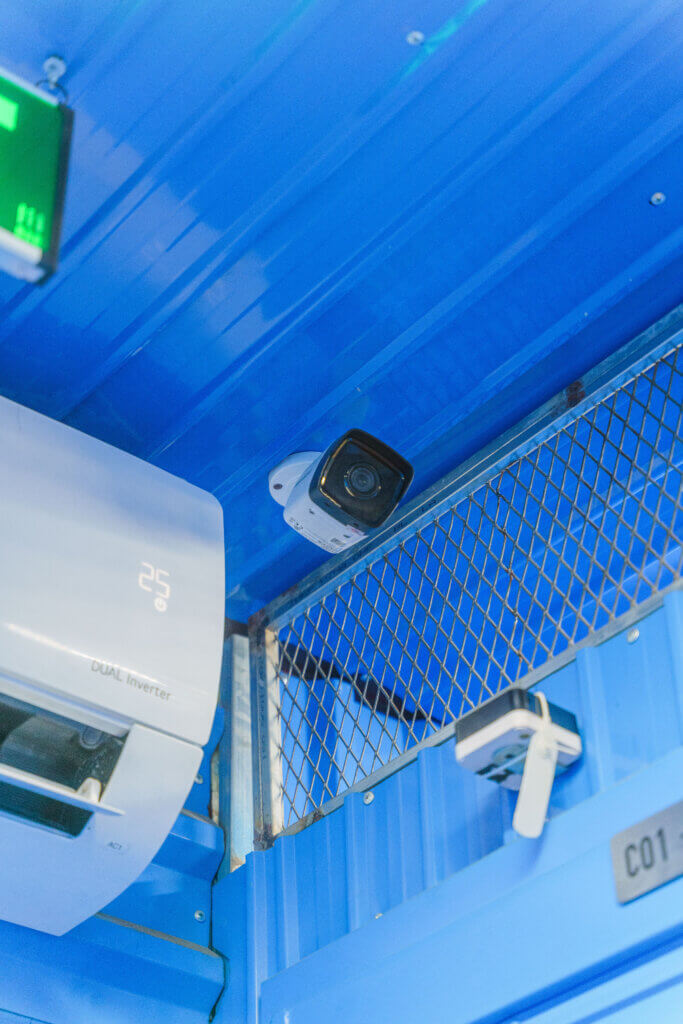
344, 462, 380, 498
312, 430, 413, 530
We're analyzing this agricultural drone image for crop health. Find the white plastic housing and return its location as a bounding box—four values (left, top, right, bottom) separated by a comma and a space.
0, 396, 224, 746
0, 395, 225, 933
455, 708, 581, 791
0, 725, 201, 934
269, 451, 365, 553
268, 451, 320, 506
512, 723, 558, 838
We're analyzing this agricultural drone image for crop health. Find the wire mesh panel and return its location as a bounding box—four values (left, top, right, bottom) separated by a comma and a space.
256, 336, 683, 833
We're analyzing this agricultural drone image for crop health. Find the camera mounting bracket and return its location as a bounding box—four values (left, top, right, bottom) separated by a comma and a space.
268, 452, 321, 507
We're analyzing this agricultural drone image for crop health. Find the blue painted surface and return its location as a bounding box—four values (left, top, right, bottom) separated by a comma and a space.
0, 912, 223, 1024
105, 810, 223, 945
212, 591, 683, 1023
0, 0, 681, 617
0, 2, 681, 1021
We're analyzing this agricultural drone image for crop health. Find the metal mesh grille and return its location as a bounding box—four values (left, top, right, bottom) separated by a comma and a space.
268, 345, 683, 829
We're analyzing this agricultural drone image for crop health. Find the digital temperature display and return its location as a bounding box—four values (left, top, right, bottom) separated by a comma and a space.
0, 68, 73, 283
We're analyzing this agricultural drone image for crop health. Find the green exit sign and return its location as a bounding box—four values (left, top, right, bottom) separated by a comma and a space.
0, 67, 73, 283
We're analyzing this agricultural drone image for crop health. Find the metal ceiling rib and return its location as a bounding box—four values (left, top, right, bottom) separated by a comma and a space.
0, 0, 681, 616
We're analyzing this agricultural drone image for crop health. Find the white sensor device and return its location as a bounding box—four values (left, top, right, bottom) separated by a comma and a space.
455, 687, 581, 838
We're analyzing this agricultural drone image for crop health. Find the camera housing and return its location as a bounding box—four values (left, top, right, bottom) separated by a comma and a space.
269, 429, 413, 553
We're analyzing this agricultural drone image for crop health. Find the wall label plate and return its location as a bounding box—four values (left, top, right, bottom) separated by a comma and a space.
611, 799, 683, 904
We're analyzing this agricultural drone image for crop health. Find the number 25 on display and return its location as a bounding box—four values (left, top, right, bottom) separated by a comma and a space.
138, 562, 171, 612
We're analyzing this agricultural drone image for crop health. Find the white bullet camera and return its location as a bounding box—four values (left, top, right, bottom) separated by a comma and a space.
269, 428, 414, 553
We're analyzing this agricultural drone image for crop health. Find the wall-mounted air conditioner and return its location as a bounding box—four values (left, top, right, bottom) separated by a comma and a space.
0, 396, 225, 934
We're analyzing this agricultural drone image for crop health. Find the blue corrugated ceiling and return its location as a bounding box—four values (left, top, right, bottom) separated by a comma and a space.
1, 0, 681, 617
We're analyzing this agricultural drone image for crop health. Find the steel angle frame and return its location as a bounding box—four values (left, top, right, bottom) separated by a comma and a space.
215, 629, 256, 868
248, 304, 683, 844
249, 626, 285, 849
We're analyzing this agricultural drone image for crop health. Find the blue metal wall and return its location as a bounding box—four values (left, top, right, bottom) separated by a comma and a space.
1, 0, 681, 617
213, 591, 683, 1023
0, 1, 681, 1020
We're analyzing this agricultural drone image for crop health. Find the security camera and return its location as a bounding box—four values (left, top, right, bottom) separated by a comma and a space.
269, 428, 413, 553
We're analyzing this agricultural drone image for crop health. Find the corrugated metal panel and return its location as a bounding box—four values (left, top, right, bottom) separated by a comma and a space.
0, 0, 681, 616
212, 590, 683, 1022
0, 913, 223, 1024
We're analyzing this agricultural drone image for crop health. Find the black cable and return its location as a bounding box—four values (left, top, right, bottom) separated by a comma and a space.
280, 643, 442, 724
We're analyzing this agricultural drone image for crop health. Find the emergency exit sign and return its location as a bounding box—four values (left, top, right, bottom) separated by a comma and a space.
0, 68, 73, 283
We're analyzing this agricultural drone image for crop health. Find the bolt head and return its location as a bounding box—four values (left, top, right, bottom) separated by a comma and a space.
649, 192, 666, 206
43, 55, 67, 84
194, 909, 206, 922
363, 791, 374, 805
627, 627, 640, 643
406, 30, 425, 46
